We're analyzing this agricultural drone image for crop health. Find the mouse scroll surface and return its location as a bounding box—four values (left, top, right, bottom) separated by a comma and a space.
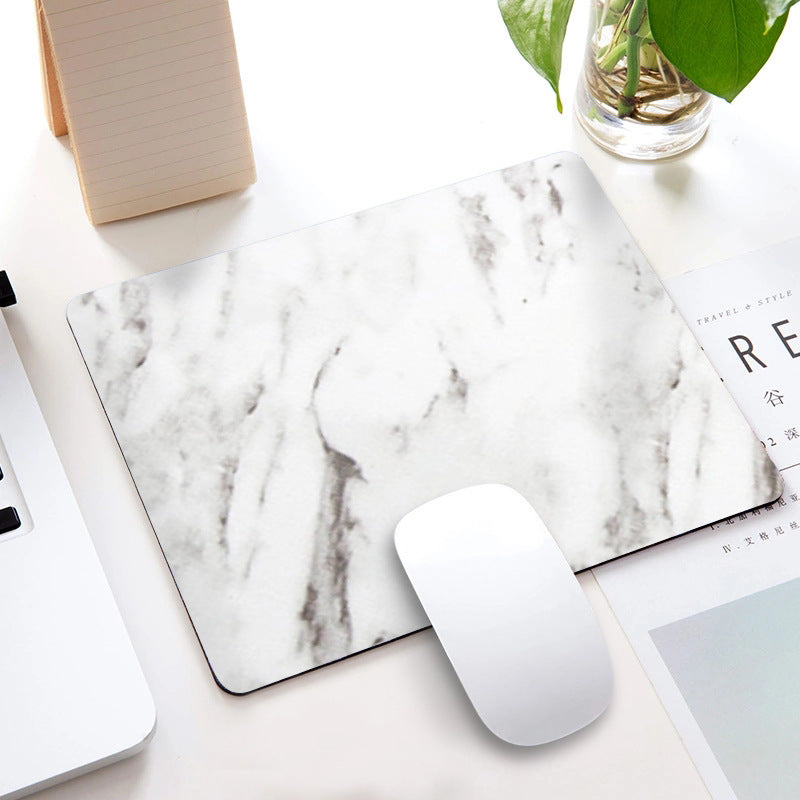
395, 485, 613, 746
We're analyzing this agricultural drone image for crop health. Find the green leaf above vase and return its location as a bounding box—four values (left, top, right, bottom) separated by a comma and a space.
498, 0, 576, 112
648, 0, 788, 101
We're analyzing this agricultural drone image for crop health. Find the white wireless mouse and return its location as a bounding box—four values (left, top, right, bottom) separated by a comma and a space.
395, 484, 613, 746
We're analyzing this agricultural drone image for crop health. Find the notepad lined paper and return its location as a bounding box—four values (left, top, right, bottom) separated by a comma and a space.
39, 0, 256, 223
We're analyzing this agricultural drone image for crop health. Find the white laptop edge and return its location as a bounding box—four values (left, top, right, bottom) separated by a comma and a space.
0, 305, 155, 800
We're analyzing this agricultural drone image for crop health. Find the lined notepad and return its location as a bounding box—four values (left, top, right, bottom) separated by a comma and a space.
37, 0, 256, 224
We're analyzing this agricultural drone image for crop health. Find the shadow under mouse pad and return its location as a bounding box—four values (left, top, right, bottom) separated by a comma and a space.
68, 153, 782, 693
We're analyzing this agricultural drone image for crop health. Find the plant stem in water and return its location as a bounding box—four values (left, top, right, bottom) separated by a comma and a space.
618, 34, 641, 116
586, 0, 707, 123
599, 41, 628, 70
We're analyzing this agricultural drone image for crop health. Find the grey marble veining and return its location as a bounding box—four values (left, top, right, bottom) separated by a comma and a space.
68, 153, 782, 693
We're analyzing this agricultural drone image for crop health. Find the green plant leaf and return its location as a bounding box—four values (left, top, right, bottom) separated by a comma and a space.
648, 0, 788, 102
757, 0, 798, 30
498, 0, 576, 112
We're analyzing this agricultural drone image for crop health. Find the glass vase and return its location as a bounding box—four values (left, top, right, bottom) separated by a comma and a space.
575, 0, 712, 160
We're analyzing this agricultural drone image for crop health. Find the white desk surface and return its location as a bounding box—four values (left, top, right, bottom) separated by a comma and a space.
1, 2, 798, 798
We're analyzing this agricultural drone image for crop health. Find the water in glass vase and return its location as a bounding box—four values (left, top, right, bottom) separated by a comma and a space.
575, 0, 712, 160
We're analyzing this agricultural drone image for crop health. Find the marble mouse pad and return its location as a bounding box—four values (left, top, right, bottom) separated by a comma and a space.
68, 153, 782, 693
